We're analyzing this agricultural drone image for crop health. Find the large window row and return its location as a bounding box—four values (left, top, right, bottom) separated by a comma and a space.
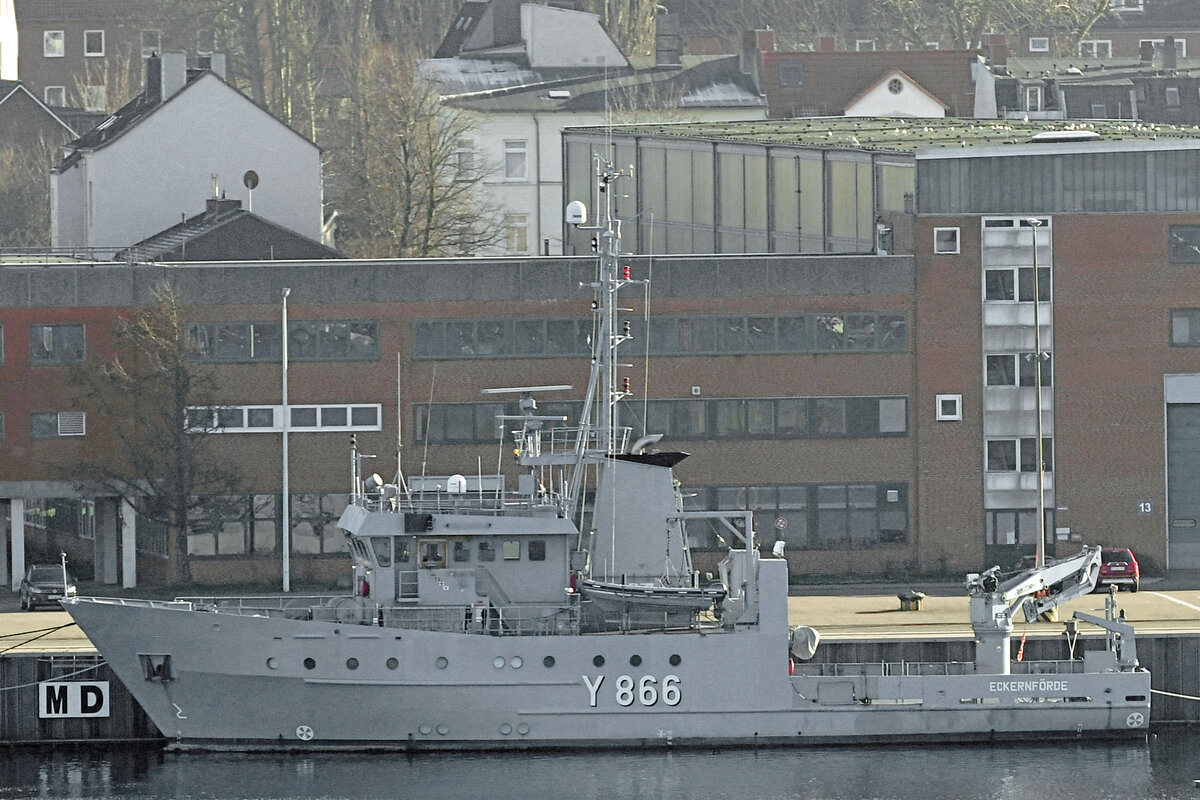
187, 320, 379, 362
1170, 309, 1200, 345
683, 482, 908, 550
186, 404, 382, 433
187, 492, 349, 557
414, 312, 909, 359
415, 396, 907, 444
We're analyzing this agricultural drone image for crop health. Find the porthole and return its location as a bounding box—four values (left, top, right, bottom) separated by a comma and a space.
593, 655, 605, 667
436, 724, 449, 735
543, 656, 556, 668
516, 722, 530, 735
629, 655, 642, 667
500, 722, 513, 735
669, 654, 681, 666
386, 657, 399, 670
266, 657, 279, 670
435, 656, 448, 669
511, 656, 523, 669
419, 723, 432, 735
346, 657, 359, 670
303, 657, 316, 670
493, 656, 506, 669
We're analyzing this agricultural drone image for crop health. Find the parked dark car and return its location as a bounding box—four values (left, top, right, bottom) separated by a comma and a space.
18, 565, 77, 610
1096, 547, 1140, 593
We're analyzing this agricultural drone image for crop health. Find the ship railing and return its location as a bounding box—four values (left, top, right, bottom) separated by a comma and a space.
378, 603, 579, 636
174, 595, 337, 615
534, 425, 631, 457
792, 659, 1087, 678
353, 493, 566, 516
71, 596, 195, 611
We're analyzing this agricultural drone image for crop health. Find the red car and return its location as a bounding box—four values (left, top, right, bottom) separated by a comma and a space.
1096, 547, 1140, 593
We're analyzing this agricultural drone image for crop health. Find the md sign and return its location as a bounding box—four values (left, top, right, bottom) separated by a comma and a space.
39, 681, 110, 718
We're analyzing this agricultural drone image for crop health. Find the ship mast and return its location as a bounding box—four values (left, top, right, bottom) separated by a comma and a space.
566, 158, 638, 519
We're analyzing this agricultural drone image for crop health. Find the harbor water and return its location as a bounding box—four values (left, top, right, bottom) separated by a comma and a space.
1, 729, 1197, 800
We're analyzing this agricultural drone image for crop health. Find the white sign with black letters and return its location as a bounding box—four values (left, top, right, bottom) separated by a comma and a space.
39, 681, 110, 718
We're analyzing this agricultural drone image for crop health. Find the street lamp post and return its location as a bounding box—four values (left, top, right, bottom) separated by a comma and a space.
281, 287, 291, 592
1025, 219, 1047, 569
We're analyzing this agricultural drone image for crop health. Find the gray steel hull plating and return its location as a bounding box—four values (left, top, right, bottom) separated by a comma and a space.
64, 597, 1151, 751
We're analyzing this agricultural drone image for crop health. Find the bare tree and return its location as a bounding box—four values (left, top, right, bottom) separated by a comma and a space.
0, 138, 57, 248
72, 283, 240, 585
326, 39, 502, 257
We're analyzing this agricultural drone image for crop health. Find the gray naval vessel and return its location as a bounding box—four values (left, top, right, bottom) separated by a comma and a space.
64, 163, 1150, 750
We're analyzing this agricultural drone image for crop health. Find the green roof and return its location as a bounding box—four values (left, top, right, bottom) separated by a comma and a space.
567, 117, 1200, 153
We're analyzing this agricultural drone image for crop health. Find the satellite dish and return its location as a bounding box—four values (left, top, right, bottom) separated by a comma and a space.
243, 170, 259, 190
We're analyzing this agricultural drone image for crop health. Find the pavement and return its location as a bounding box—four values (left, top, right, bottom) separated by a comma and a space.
3, 572, 1200, 655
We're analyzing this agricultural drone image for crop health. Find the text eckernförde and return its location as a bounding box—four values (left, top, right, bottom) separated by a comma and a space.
988, 679, 1069, 692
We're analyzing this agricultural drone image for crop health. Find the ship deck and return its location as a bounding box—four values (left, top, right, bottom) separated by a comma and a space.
5, 580, 1200, 654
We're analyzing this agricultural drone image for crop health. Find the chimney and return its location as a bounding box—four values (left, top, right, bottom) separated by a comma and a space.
1164, 35, 1177, 72
144, 53, 162, 103
197, 52, 227, 80
656, 11, 682, 67
205, 195, 242, 218
986, 33, 1008, 67
1140, 40, 1154, 65
817, 36, 836, 52
161, 52, 187, 100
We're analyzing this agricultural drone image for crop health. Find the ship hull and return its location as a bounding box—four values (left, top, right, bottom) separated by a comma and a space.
65, 598, 1151, 751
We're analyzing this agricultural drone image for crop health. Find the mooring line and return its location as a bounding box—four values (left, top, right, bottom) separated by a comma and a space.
0, 661, 107, 692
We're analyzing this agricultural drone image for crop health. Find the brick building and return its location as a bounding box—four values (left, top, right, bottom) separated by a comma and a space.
6, 117, 1200, 590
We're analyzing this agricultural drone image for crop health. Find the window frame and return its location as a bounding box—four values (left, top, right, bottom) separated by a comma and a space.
503, 139, 528, 180
141, 30, 161, 58
935, 394, 962, 421
84, 30, 105, 57
29, 323, 85, 365
933, 226, 960, 254
43, 30, 65, 58
44, 86, 66, 107
1028, 37, 1050, 53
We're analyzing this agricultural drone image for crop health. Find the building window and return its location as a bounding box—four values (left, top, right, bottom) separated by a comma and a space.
83, 85, 107, 112
84, 30, 105, 57
1166, 87, 1181, 108
0, 324, 4, 364
779, 61, 804, 87
855, 39, 876, 52
692, 482, 907, 550
455, 138, 475, 180
44, 31, 64, 57
504, 213, 529, 253
1169, 309, 1200, 345
986, 353, 1053, 386
0, 413, 5, 440
186, 493, 287, 556
984, 267, 1051, 302
1090, 103, 1108, 118
44, 86, 66, 107
987, 438, 1053, 472
188, 404, 382, 433
504, 140, 527, 180
1028, 37, 1050, 53
1141, 39, 1186, 58
1078, 40, 1111, 58
1112, 0, 1144, 10
188, 320, 379, 362
1024, 85, 1043, 111
1169, 225, 1200, 263
935, 394, 962, 421
31, 411, 86, 438
29, 324, 84, 364
141, 30, 161, 58
933, 227, 960, 254
415, 312, 909, 359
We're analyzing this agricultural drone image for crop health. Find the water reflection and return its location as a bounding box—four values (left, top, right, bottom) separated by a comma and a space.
1, 732, 1191, 800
